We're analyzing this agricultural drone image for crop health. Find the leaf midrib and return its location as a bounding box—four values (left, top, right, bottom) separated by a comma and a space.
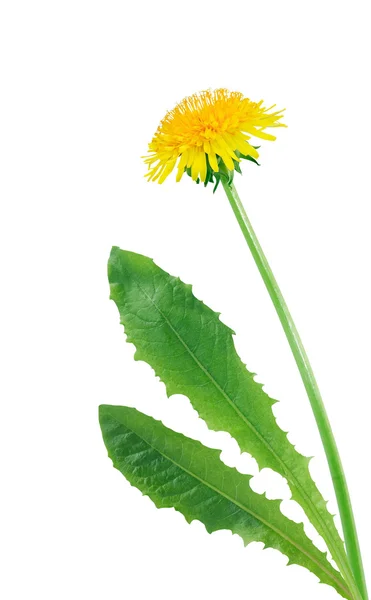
109, 406, 349, 596
130, 280, 318, 504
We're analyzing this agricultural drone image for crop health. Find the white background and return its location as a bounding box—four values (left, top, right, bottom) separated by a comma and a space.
1, 1, 370, 599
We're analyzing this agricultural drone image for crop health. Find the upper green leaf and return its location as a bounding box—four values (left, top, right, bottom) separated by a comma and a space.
99, 404, 350, 598
107, 247, 351, 592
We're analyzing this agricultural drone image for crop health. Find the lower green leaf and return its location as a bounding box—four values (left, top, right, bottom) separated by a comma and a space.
99, 404, 350, 598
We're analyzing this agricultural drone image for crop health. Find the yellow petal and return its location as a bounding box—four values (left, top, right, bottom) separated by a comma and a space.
176, 152, 188, 182
176, 166, 185, 182
151, 163, 166, 183
191, 149, 202, 180
211, 140, 234, 170
222, 152, 234, 170
244, 143, 259, 159
178, 151, 188, 171
241, 125, 276, 141
158, 158, 177, 184
204, 141, 219, 172
199, 151, 207, 182
187, 147, 195, 168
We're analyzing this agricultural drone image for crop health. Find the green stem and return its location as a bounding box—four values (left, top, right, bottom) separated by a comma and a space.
221, 178, 367, 600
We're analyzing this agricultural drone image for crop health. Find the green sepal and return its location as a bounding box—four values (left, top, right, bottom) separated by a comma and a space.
241, 154, 260, 166
235, 149, 260, 166
233, 160, 242, 174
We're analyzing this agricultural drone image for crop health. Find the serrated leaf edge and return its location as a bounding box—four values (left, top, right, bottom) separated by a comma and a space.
101, 405, 350, 598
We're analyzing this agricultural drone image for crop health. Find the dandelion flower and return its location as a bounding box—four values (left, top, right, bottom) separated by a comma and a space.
144, 88, 285, 185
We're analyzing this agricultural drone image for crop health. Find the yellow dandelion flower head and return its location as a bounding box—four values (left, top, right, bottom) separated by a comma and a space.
144, 88, 286, 186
